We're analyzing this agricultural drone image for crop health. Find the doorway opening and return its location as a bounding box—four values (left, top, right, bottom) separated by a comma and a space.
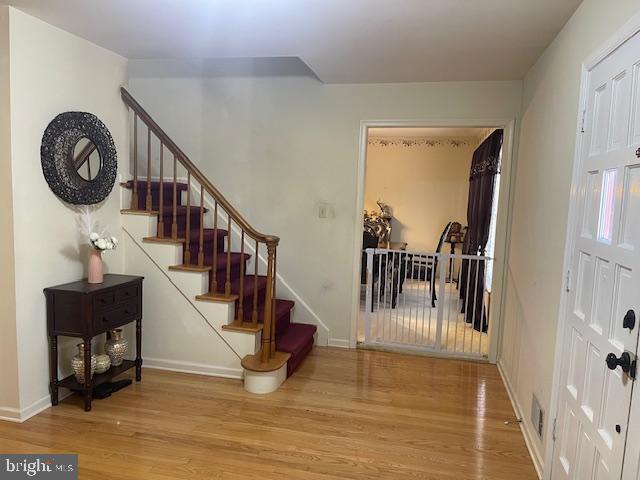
355, 125, 507, 360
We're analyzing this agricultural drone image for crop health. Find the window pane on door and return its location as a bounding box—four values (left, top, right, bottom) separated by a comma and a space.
597, 169, 617, 243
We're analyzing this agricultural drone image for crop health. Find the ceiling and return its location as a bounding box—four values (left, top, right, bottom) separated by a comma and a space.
1, 0, 583, 83
368, 127, 488, 138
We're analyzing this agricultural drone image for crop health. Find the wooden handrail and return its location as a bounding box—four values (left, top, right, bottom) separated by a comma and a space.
120, 87, 279, 246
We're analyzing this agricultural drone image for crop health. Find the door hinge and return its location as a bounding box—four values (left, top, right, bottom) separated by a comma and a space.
552, 417, 557, 441
580, 109, 587, 133
565, 269, 572, 292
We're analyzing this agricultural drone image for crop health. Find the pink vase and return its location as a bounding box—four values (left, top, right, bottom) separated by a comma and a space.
88, 249, 103, 284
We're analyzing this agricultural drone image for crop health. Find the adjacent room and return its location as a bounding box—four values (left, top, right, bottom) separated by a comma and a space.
359, 127, 503, 358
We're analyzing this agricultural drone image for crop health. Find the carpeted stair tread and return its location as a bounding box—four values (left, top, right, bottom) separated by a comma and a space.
124, 180, 189, 192
159, 205, 209, 217
184, 227, 228, 244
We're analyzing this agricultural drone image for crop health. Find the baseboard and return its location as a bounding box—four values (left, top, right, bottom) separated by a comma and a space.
144, 357, 243, 379
327, 338, 350, 348
18, 395, 53, 423
0, 390, 73, 424
497, 360, 543, 479
0, 405, 20, 423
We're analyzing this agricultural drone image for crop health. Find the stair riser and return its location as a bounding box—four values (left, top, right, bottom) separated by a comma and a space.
129, 183, 187, 209
270, 310, 291, 337
238, 300, 292, 332
211, 262, 245, 284
184, 241, 227, 259
275, 314, 291, 337
233, 301, 290, 334
218, 276, 266, 305
158, 214, 203, 237
201, 263, 245, 291
135, 192, 183, 211
280, 337, 314, 378
182, 252, 249, 277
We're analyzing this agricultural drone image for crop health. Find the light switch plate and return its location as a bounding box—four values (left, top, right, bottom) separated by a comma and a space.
318, 203, 329, 219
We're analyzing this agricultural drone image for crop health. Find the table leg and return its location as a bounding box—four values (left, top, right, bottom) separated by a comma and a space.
135, 318, 142, 381
83, 339, 92, 412
50, 336, 59, 406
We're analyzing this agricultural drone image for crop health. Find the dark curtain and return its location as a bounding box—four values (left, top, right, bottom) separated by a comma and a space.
459, 129, 503, 332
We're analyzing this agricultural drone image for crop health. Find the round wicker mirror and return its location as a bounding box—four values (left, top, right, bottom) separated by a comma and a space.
41, 112, 117, 205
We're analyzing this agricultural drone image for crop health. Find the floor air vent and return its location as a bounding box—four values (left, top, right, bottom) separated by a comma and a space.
531, 395, 544, 439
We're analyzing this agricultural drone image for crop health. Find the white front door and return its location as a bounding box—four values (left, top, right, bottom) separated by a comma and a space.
551, 28, 640, 480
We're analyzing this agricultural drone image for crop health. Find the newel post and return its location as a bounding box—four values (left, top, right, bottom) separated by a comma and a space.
260, 238, 278, 363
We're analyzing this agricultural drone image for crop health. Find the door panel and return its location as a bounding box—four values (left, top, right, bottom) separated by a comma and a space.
553, 28, 640, 480
619, 165, 640, 250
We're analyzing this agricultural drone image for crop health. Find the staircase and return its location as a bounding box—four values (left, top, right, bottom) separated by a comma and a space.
119, 88, 316, 388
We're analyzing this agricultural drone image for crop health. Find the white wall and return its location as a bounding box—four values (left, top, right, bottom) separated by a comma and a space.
498, 0, 640, 474
0, 6, 21, 419
365, 140, 473, 251
7, 8, 128, 419
129, 59, 522, 345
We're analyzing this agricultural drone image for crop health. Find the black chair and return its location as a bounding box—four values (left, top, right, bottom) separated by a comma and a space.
413, 222, 452, 307
361, 231, 406, 310
361, 230, 379, 284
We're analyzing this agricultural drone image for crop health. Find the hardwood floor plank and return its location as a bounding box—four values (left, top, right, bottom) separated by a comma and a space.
0, 347, 537, 479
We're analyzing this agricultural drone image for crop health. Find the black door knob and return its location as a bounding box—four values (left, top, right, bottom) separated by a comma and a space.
606, 351, 636, 379
624, 310, 636, 331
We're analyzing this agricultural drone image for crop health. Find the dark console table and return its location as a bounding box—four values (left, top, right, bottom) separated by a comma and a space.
44, 274, 144, 411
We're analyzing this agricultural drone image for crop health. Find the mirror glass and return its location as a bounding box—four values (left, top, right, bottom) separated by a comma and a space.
73, 138, 101, 181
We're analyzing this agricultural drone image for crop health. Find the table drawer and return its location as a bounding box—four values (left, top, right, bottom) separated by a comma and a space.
115, 283, 140, 304
93, 301, 140, 332
93, 290, 116, 311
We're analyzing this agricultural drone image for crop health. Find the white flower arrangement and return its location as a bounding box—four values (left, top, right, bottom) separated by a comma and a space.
77, 206, 117, 252
90, 233, 118, 252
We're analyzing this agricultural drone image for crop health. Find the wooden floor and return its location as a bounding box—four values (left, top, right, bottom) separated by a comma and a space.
0, 348, 537, 480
